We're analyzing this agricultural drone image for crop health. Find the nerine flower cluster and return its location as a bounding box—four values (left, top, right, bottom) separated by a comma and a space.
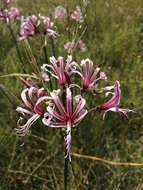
0, 1, 132, 160
16, 56, 132, 160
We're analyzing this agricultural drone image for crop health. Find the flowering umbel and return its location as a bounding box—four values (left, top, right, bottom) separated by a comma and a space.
19, 14, 58, 40
16, 55, 132, 160
42, 16, 58, 37
64, 40, 87, 54
19, 15, 39, 40
16, 86, 48, 135
42, 88, 87, 160
64, 41, 75, 54
54, 6, 66, 19
71, 6, 83, 23
100, 81, 133, 119
76, 58, 107, 90
41, 55, 78, 87
0, 7, 20, 23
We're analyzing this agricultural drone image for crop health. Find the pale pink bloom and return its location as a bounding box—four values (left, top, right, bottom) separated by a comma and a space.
0, 7, 20, 22
0, 9, 9, 22
64, 41, 75, 54
54, 6, 66, 19
16, 87, 49, 136
42, 87, 87, 160
8, 7, 20, 20
19, 15, 39, 40
5, 0, 11, 3
71, 6, 83, 23
100, 81, 133, 119
78, 40, 87, 52
41, 71, 49, 82
76, 58, 107, 90
42, 16, 58, 37
41, 55, 78, 87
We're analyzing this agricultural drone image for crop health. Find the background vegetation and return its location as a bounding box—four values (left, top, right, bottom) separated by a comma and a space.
0, 0, 143, 189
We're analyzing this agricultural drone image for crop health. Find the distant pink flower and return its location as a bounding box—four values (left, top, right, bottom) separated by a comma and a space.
42, 16, 58, 37
0, 9, 9, 22
41, 55, 78, 87
0, 7, 20, 22
76, 58, 107, 90
19, 15, 39, 40
54, 6, 66, 19
64, 41, 75, 54
100, 81, 133, 119
41, 71, 49, 82
8, 7, 20, 20
5, 0, 11, 3
78, 40, 87, 52
42, 88, 87, 159
64, 40, 87, 53
71, 6, 83, 23
16, 87, 49, 136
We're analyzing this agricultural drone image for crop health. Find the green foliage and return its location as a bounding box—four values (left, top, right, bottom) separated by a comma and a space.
0, 0, 143, 189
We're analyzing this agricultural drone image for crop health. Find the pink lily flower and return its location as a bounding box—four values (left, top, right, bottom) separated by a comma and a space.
42, 88, 87, 160
76, 58, 107, 90
78, 40, 87, 52
41, 55, 78, 87
19, 15, 39, 40
54, 6, 66, 19
8, 7, 20, 20
64, 40, 87, 54
5, 0, 11, 4
64, 41, 75, 54
42, 16, 58, 37
71, 6, 83, 23
41, 71, 50, 82
100, 81, 133, 119
16, 87, 49, 136
0, 9, 9, 22
0, 7, 20, 22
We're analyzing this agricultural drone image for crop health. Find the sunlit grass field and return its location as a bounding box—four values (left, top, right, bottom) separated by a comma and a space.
0, 0, 143, 189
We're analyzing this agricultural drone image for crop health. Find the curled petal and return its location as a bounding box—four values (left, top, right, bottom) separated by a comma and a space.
15, 114, 40, 136
21, 88, 33, 109
102, 107, 134, 120
66, 88, 72, 115
100, 81, 121, 110
66, 55, 72, 65
50, 91, 66, 115
28, 87, 38, 100
104, 85, 115, 91
34, 96, 51, 116
73, 109, 88, 126
16, 107, 33, 116
118, 108, 134, 118
47, 106, 65, 121
42, 117, 67, 128
72, 96, 86, 120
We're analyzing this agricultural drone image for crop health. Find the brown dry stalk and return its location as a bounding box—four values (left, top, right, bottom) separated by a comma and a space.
72, 153, 143, 168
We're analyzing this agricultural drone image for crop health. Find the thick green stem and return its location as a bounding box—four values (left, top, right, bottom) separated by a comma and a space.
51, 38, 56, 57
43, 45, 48, 63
